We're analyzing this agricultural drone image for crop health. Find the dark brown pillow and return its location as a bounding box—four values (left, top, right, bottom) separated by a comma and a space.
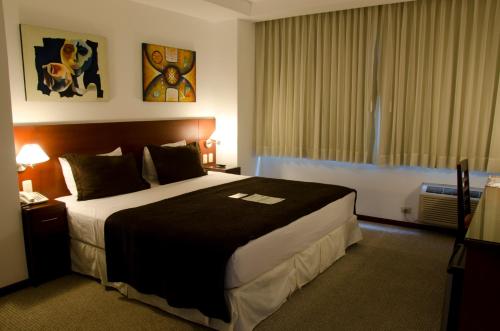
187, 141, 201, 152
64, 153, 150, 201
147, 144, 207, 185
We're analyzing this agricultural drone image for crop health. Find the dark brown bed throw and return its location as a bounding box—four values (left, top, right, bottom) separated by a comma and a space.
105, 177, 356, 322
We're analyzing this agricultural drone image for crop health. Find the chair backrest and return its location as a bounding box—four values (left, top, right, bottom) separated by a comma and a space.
456, 159, 472, 243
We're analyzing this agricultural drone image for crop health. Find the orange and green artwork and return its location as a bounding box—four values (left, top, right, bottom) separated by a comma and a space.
142, 43, 196, 102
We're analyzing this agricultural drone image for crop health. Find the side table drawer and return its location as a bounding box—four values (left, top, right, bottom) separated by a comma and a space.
29, 208, 68, 237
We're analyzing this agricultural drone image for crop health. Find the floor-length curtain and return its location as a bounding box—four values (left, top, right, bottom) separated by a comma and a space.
255, 8, 380, 163
487, 80, 500, 172
378, 0, 500, 171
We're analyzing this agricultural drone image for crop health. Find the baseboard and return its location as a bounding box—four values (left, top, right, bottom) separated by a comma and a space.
357, 214, 456, 235
0, 279, 30, 297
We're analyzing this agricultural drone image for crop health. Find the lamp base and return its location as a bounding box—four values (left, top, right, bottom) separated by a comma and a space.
22, 180, 33, 193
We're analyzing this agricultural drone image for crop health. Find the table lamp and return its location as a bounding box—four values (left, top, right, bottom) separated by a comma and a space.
16, 144, 49, 192
16, 144, 49, 171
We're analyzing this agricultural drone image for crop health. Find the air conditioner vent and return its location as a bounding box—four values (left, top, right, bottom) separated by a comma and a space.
425, 185, 457, 196
419, 183, 482, 228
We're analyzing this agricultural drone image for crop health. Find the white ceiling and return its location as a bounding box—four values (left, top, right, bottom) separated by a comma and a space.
130, 0, 414, 22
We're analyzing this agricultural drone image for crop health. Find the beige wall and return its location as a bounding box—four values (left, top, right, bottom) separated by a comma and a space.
208, 19, 239, 167
237, 20, 256, 175
3, 0, 240, 165
0, 0, 28, 288
259, 157, 490, 223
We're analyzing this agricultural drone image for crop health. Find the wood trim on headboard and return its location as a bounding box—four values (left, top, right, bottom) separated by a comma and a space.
13, 118, 216, 199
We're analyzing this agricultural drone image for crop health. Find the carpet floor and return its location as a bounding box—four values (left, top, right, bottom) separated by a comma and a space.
0, 221, 454, 330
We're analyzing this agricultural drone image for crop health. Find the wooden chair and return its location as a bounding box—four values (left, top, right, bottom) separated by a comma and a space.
441, 159, 472, 330
456, 159, 472, 244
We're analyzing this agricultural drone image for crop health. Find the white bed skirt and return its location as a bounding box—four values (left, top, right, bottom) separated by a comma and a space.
70, 215, 362, 331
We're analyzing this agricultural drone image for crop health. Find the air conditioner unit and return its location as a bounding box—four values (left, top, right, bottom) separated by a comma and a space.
419, 183, 482, 228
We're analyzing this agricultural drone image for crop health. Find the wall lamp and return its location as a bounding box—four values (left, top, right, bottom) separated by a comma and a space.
16, 144, 49, 172
205, 130, 221, 148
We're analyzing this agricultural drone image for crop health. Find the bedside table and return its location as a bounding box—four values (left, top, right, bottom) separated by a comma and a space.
204, 165, 241, 175
21, 200, 70, 285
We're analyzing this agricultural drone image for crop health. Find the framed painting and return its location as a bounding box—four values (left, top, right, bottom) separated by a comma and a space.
20, 24, 109, 101
142, 43, 196, 102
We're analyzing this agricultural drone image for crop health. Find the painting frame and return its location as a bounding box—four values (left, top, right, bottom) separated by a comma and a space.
20, 24, 109, 102
142, 43, 196, 102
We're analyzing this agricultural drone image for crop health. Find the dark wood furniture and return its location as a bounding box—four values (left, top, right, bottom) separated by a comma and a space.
456, 159, 472, 244
204, 165, 241, 175
13, 118, 216, 199
459, 182, 500, 330
21, 200, 70, 285
442, 160, 471, 331
442, 244, 465, 331
442, 177, 500, 331
442, 159, 472, 331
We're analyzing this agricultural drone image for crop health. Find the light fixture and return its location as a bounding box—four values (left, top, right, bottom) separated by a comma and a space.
205, 130, 221, 148
16, 144, 50, 172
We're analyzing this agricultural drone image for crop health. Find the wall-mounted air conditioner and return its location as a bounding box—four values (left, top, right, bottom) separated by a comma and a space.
419, 183, 482, 228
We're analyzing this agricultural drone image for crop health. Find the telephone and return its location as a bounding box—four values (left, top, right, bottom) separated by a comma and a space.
19, 191, 48, 205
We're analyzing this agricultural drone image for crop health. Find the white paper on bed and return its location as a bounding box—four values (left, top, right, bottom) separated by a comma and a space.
57, 172, 356, 288
242, 193, 284, 204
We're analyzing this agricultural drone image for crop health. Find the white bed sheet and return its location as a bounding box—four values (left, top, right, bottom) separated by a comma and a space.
58, 171, 356, 288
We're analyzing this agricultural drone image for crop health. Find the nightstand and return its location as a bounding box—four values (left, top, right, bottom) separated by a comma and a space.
204, 165, 241, 175
21, 200, 70, 285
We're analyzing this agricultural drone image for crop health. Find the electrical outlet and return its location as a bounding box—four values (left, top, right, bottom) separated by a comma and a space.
208, 153, 213, 163
202, 154, 208, 164
400, 207, 412, 214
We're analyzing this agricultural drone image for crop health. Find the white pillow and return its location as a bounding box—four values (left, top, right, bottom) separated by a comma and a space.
59, 147, 122, 196
142, 140, 187, 185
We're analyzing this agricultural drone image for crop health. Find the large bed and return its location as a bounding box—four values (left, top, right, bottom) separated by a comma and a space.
14, 119, 362, 330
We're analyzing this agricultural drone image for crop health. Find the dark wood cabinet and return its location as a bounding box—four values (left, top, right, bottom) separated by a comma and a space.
204, 165, 241, 175
458, 240, 500, 330
21, 200, 70, 285
442, 185, 500, 330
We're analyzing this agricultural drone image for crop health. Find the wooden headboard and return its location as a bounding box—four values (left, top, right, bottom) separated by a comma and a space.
13, 118, 216, 199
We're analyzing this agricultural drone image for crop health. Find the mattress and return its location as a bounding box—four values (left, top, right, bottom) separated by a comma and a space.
57, 171, 356, 288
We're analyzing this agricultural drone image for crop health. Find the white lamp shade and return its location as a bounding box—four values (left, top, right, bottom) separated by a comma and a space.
16, 144, 49, 166
209, 130, 220, 143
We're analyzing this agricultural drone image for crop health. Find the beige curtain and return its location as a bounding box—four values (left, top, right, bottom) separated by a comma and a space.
488, 81, 500, 172
378, 0, 500, 171
255, 8, 380, 163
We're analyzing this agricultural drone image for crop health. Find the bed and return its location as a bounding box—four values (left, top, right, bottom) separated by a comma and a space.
13, 119, 362, 330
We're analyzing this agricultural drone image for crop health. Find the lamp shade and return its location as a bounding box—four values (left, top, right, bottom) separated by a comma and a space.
205, 129, 221, 148
209, 130, 220, 143
16, 144, 49, 166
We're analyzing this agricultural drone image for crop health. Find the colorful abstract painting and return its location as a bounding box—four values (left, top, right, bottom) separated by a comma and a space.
142, 43, 196, 102
20, 25, 108, 101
